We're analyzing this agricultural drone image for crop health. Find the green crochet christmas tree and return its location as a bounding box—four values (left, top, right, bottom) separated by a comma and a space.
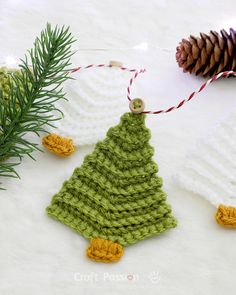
0, 67, 18, 102
46, 112, 177, 262
0, 67, 29, 105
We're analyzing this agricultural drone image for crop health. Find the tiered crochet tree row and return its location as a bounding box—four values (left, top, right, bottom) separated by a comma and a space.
47, 112, 177, 246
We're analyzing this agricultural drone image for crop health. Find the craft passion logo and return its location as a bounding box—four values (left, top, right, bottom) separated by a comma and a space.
73, 271, 161, 284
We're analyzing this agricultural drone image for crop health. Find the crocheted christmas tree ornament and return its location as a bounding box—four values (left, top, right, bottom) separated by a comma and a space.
46, 66, 131, 147
0, 67, 32, 107
0, 67, 21, 103
46, 112, 177, 262
177, 109, 236, 228
0, 67, 12, 100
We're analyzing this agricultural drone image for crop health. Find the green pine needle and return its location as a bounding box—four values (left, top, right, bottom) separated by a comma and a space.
0, 23, 75, 188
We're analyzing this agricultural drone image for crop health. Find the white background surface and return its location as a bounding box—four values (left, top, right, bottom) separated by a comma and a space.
1, 1, 236, 294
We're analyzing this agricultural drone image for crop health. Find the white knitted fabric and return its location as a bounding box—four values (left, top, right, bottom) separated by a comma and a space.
48, 66, 131, 146
177, 108, 236, 208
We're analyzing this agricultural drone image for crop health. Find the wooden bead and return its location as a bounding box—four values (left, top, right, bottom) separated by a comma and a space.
129, 98, 145, 114
109, 60, 123, 67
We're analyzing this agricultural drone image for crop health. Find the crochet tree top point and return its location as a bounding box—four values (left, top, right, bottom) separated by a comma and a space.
46, 112, 177, 262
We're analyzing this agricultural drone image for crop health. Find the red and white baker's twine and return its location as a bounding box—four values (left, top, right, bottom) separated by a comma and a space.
70, 63, 145, 76
70, 64, 236, 115
143, 70, 236, 114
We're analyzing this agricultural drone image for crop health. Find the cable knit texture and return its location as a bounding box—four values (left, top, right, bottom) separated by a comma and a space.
46, 112, 177, 250
42, 133, 76, 157
177, 110, 236, 208
47, 67, 131, 146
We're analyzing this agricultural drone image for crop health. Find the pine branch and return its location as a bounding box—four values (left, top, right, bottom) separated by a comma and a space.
0, 23, 75, 188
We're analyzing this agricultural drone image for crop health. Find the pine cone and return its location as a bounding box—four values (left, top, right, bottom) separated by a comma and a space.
176, 29, 236, 77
